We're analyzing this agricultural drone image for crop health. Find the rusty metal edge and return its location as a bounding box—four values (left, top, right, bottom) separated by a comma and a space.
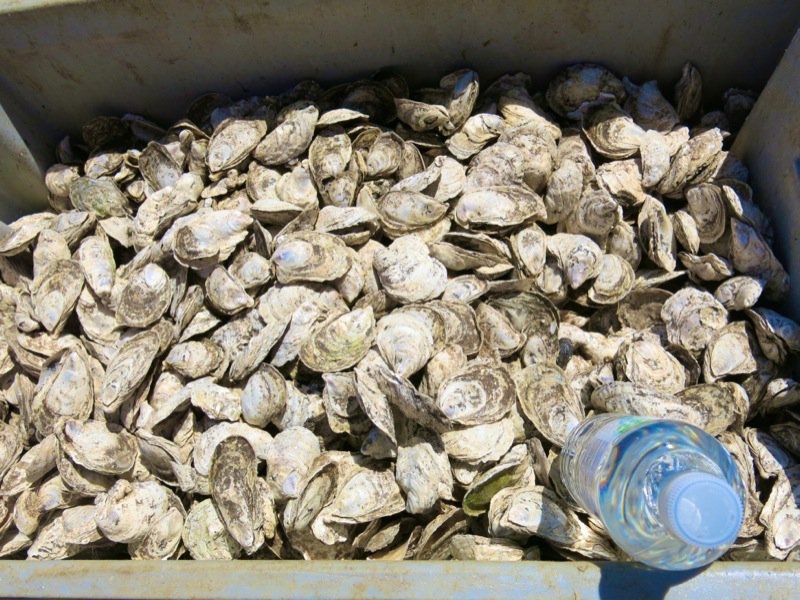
0, 561, 797, 600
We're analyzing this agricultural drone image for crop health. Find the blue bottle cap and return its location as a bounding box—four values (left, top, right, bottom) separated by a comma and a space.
658, 471, 743, 548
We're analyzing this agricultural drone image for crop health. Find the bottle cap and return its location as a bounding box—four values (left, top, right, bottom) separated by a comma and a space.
658, 471, 743, 548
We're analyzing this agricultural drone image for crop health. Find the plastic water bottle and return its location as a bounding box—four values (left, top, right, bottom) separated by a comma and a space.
560, 414, 745, 570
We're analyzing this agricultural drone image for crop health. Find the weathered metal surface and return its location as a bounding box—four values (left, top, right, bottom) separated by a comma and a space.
733, 28, 800, 318
0, 561, 798, 599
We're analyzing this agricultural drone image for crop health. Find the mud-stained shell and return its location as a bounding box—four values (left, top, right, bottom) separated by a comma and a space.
253, 101, 318, 165
205, 266, 255, 316
193, 422, 273, 477
703, 321, 758, 382
182, 498, 243, 560
454, 185, 546, 231
271, 231, 352, 284
32, 259, 84, 334
299, 307, 376, 372
436, 362, 515, 426
515, 364, 584, 447
116, 263, 173, 328
581, 103, 644, 159
661, 287, 729, 353
265, 427, 321, 501
637, 196, 676, 272
94, 480, 174, 543
209, 436, 263, 553
588, 254, 635, 305
206, 118, 268, 172
546, 233, 603, 289
99, 328, 162, 413
31, 348, 95, 437
55, 418, 138, 475
546, 63, 626, 117
373, 236, 447, 305
68, 177, 130, 218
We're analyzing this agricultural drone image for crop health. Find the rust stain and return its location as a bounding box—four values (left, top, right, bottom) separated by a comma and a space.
653, 22, 674, 67
230, 6, 254, 35
47, 55, 82, 86
118, 59, 145, 86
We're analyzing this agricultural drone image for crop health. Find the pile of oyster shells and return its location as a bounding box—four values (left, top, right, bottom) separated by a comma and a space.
0, 62, 798, 561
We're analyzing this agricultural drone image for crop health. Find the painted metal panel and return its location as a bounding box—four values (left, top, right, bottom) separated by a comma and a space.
0, 560, 798, 600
